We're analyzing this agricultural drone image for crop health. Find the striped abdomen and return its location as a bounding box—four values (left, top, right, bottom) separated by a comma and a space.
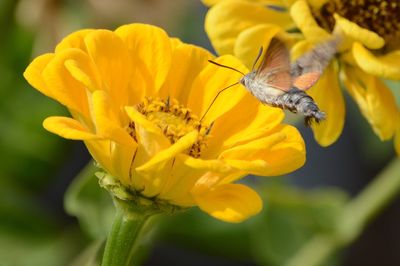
272, 87, 325, 126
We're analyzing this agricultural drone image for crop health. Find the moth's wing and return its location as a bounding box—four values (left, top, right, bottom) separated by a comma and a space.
256, 37, 292, 92
293, 72, 322, 91
291, 37, 339, 90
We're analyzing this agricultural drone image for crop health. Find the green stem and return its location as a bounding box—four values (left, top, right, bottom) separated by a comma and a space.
286, 158, 400, 266
102, 208, 150, 266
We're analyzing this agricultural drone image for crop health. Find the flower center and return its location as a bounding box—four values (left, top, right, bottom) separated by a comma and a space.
313, 0, 400, 49
130, 97, 211, 158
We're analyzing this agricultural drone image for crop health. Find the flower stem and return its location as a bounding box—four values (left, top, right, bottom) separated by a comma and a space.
286, 158, 400, 266
101, 208, 150, 266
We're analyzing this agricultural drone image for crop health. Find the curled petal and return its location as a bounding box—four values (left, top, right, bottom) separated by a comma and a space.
193, 183, 262, 223
55, 29, 93, 52
205, 0, 293, 55
221, 125, 305, 176
42, 49, 91, 116
136, 131, 198, 172
23, 53, 54, 98
85, 30, 132, 107
290, 0, 330, 42
43, 116, 99, 140
179, 154, 232, 172
343, 66, 398, 140
352, 43, 400, 80
334, 14, 384, 50
62, 49, 102, 92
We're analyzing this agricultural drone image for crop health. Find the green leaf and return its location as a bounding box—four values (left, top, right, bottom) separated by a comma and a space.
0, 227, 84, 266
69, 240, 104, 266
251, 185, 348, 266
158, 208, 253, 261
64, 161, 115, 239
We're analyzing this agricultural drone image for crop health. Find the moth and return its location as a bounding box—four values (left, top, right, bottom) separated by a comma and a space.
208, 37, 340, 126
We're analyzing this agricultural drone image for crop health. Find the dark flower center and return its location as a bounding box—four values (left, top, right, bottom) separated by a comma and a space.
313, 0, 400, 50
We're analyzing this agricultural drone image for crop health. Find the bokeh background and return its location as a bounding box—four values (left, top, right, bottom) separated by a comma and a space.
1, 0, 399, 265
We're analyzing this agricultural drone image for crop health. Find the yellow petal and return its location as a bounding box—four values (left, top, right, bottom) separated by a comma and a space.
221, 125, 305, 176
159, 42, 213, 104
193, 183, 262, 223
309, 63, 345, 146
223, 159, 268, 175
92, 90, 136, 147
109, 142, 137, 186
343, 66, 398, 140
136, 131, 198, 173
64, 55, 102, 93
334, 14, 384, 50
178, 154, 232, 172
234, 24, 281, 69
352, 43, 400, 80
84, 30, 132, 107
221, 131, 287, 159
204, 93, 284, 159
187, 55, 248, 123
115, 23, 172, 96
84, 139, 114, 176
43, 116, 99, 140
23, 53, 54, 98
42, 49, 90, 116
132, 131, 198, 198
205, 0, 293, 55
55, 29, 93, 52
125, 107, 171, 196
158, 159, 205, 206
290, 0, 330, 42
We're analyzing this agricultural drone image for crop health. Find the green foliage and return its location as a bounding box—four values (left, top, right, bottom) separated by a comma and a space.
158, 183, 348, 266
64, 162, 115, 239
251, 186, 348, 266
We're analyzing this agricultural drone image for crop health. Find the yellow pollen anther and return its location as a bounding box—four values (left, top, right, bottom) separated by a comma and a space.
130, 97, 211, 158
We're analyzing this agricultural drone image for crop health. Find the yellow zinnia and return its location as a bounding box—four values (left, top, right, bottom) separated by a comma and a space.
24, 23, 305, 223
204, 0, 400, 152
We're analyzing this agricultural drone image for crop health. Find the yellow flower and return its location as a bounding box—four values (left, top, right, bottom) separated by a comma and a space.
24, 23, 305, 223
204, 0, 400, 152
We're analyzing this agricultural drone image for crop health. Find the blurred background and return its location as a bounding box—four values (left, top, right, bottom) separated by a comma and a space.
1, 0, 399, 265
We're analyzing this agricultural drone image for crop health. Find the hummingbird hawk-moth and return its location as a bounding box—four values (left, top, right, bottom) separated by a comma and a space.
208, 37, 339, 126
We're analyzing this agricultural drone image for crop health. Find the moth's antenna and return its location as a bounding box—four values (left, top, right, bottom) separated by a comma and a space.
208, 60, 245, 76
200, 82, 240, 122
252, 47, 264, 71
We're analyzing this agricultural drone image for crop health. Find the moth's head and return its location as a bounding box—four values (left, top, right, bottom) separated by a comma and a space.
240, 72, 255, 88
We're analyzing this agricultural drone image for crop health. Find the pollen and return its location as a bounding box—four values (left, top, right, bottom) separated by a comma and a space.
313, 0, 400, 50
129, 97, 211, 158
